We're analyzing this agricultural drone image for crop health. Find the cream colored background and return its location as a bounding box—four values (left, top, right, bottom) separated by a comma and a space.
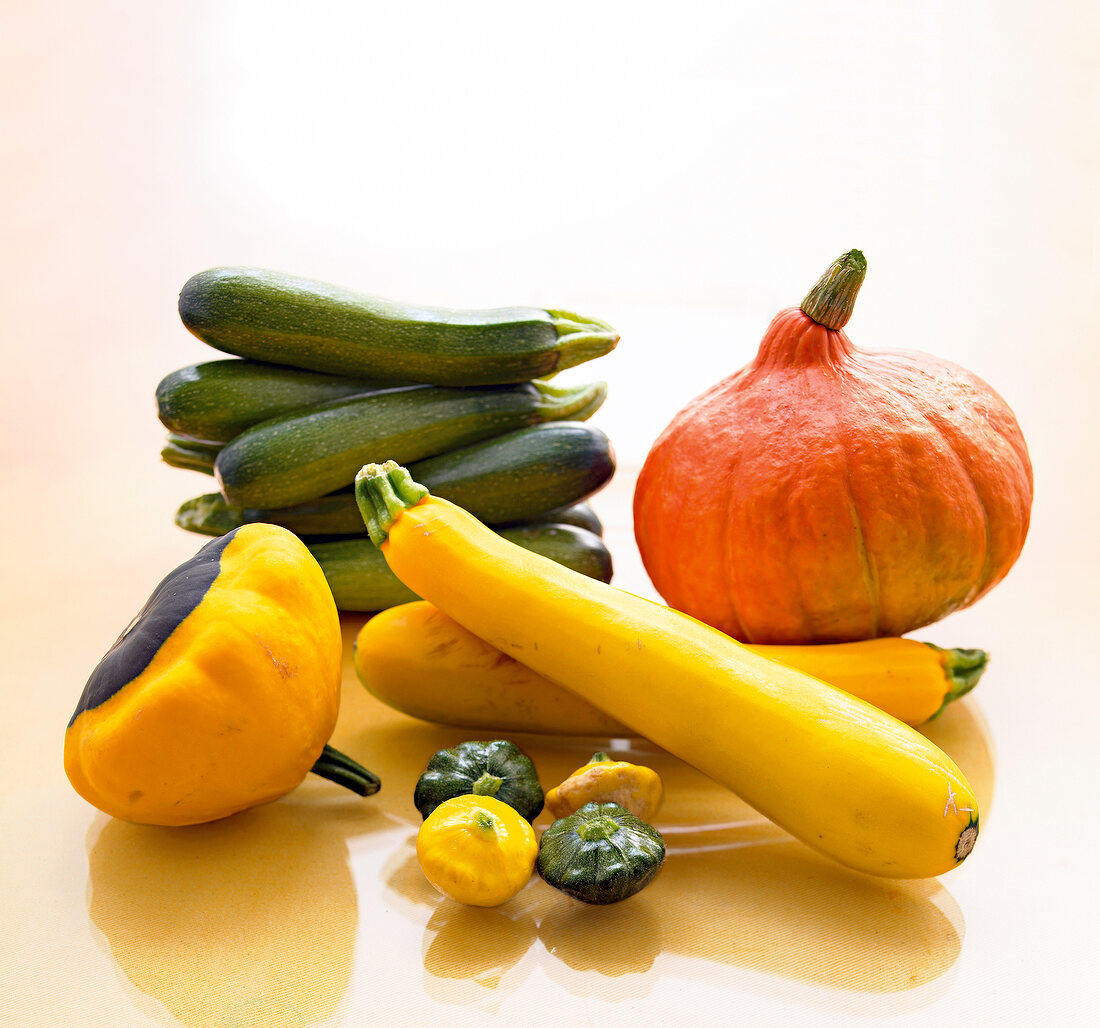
2, 2, 1098, 1025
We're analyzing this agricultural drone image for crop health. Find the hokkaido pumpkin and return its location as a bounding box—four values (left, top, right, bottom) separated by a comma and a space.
633, 250, 1033, 644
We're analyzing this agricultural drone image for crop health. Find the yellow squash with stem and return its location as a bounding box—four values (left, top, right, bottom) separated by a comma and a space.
353, 601, 987, 733
545, 752, 664, 821
354, 461, 981, 880
416, 794, 537, 906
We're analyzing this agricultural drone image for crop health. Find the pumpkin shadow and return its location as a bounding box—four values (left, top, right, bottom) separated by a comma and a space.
85, 786, 384, 1028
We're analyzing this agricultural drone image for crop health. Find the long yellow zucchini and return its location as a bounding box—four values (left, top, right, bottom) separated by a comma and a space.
354, 462, 980, 879
353, 600, 988, 734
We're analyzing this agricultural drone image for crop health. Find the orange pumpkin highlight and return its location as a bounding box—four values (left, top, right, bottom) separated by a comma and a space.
633, 250, 1033, 644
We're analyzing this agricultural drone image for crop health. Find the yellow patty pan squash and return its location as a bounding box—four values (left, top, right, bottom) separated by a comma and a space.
546, 752, 663, 821
64, 523, 378, 826
417, 794, 537, 906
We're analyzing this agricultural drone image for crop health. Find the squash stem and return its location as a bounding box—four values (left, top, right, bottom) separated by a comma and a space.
532, 379, 608, 422
546, 310, 620, 374
575, 814, 622, 843
354, 461, 430, 546
800, 249, 867, 330
310, 743, 382, 796
472, 772, 504, 797
927, 645, 989, 720
161, 434, 223, 475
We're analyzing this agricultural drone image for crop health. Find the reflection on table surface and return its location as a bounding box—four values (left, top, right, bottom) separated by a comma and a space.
80, 617, 995, 1025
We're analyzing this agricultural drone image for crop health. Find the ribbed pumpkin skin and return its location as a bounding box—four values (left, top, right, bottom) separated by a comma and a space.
633, 307, 1033, 644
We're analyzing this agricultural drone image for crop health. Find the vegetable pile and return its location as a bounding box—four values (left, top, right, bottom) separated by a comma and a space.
353, 459, 981, 879
413, 741, 666, 907
66, 249, 1029, 909
156, 267, 621, 611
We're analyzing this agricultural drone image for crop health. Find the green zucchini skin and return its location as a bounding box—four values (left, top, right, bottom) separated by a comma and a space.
179, 267, 619, 386
177, 491, 605, 541
517, 501, 603, 536
156, 359, 393, 445
311, 522, 613, 612
213, 380, 606, 510
396, 421, 615, 525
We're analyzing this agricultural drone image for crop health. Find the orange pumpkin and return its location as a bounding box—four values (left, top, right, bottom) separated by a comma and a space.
633, 250, 1033, 644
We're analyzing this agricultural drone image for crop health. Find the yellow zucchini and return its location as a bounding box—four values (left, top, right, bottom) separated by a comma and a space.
352, 601, 988, 733
353, 462, 981, 879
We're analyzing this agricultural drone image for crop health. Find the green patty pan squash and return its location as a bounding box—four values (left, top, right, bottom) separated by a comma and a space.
538, 801, 666, 904
64, 523, 379, 826
414, 739, 544, 822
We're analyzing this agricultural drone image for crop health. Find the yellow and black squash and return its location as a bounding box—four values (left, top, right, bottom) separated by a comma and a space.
64, 523, 379, 826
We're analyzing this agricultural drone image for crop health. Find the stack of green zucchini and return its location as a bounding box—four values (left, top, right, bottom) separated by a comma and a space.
157, 267, 621, 611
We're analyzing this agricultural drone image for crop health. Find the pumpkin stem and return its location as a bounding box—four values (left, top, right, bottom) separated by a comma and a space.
927, 646, 990, 720
589, 752, 611, 763
310, 743, 382, 796
354, 460, 430, 546
800, 249, 867, 330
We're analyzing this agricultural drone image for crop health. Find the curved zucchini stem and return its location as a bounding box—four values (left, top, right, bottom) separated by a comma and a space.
161, 434, 222, 475
929, 646, 990, 720
310, 744, 381, 796
546, 310, 620, 373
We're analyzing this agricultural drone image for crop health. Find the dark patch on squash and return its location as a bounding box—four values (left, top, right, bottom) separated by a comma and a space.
67, 530, 238, 726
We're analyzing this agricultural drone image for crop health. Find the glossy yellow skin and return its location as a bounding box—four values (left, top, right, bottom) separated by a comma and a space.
416, 795, 537, 906
354, 601, 965, 733
64, 524, 342, 826
545, 755, 664, 821
378, 493, 980, 879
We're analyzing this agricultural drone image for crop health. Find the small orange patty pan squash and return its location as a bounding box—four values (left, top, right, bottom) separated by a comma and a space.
64, 523, 378, 826
633, 249, 1034, 644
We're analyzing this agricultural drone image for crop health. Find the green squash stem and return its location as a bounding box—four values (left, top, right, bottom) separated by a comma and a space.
472, 772, 504, 797
927, 645, 990, 720
309, 744, 381, 796
800, 249, 867, 330
161, 434, 222, 475
546, 309, 620, 372
574, 814, 622, 843
354, 461, 430, 546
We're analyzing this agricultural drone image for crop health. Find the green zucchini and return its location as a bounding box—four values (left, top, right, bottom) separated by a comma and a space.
179, 424, 616, 538
177, 422, 613, 536
176, 491, 354, 537
514, 501, 604, 536
311, 522, 613, 612
161, 434, 219, 475
214, 379, 606, 510
177, 490, 605, 541
156, 359, 393, 444
178, 267, 619, 386
395, 421, 615, 524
